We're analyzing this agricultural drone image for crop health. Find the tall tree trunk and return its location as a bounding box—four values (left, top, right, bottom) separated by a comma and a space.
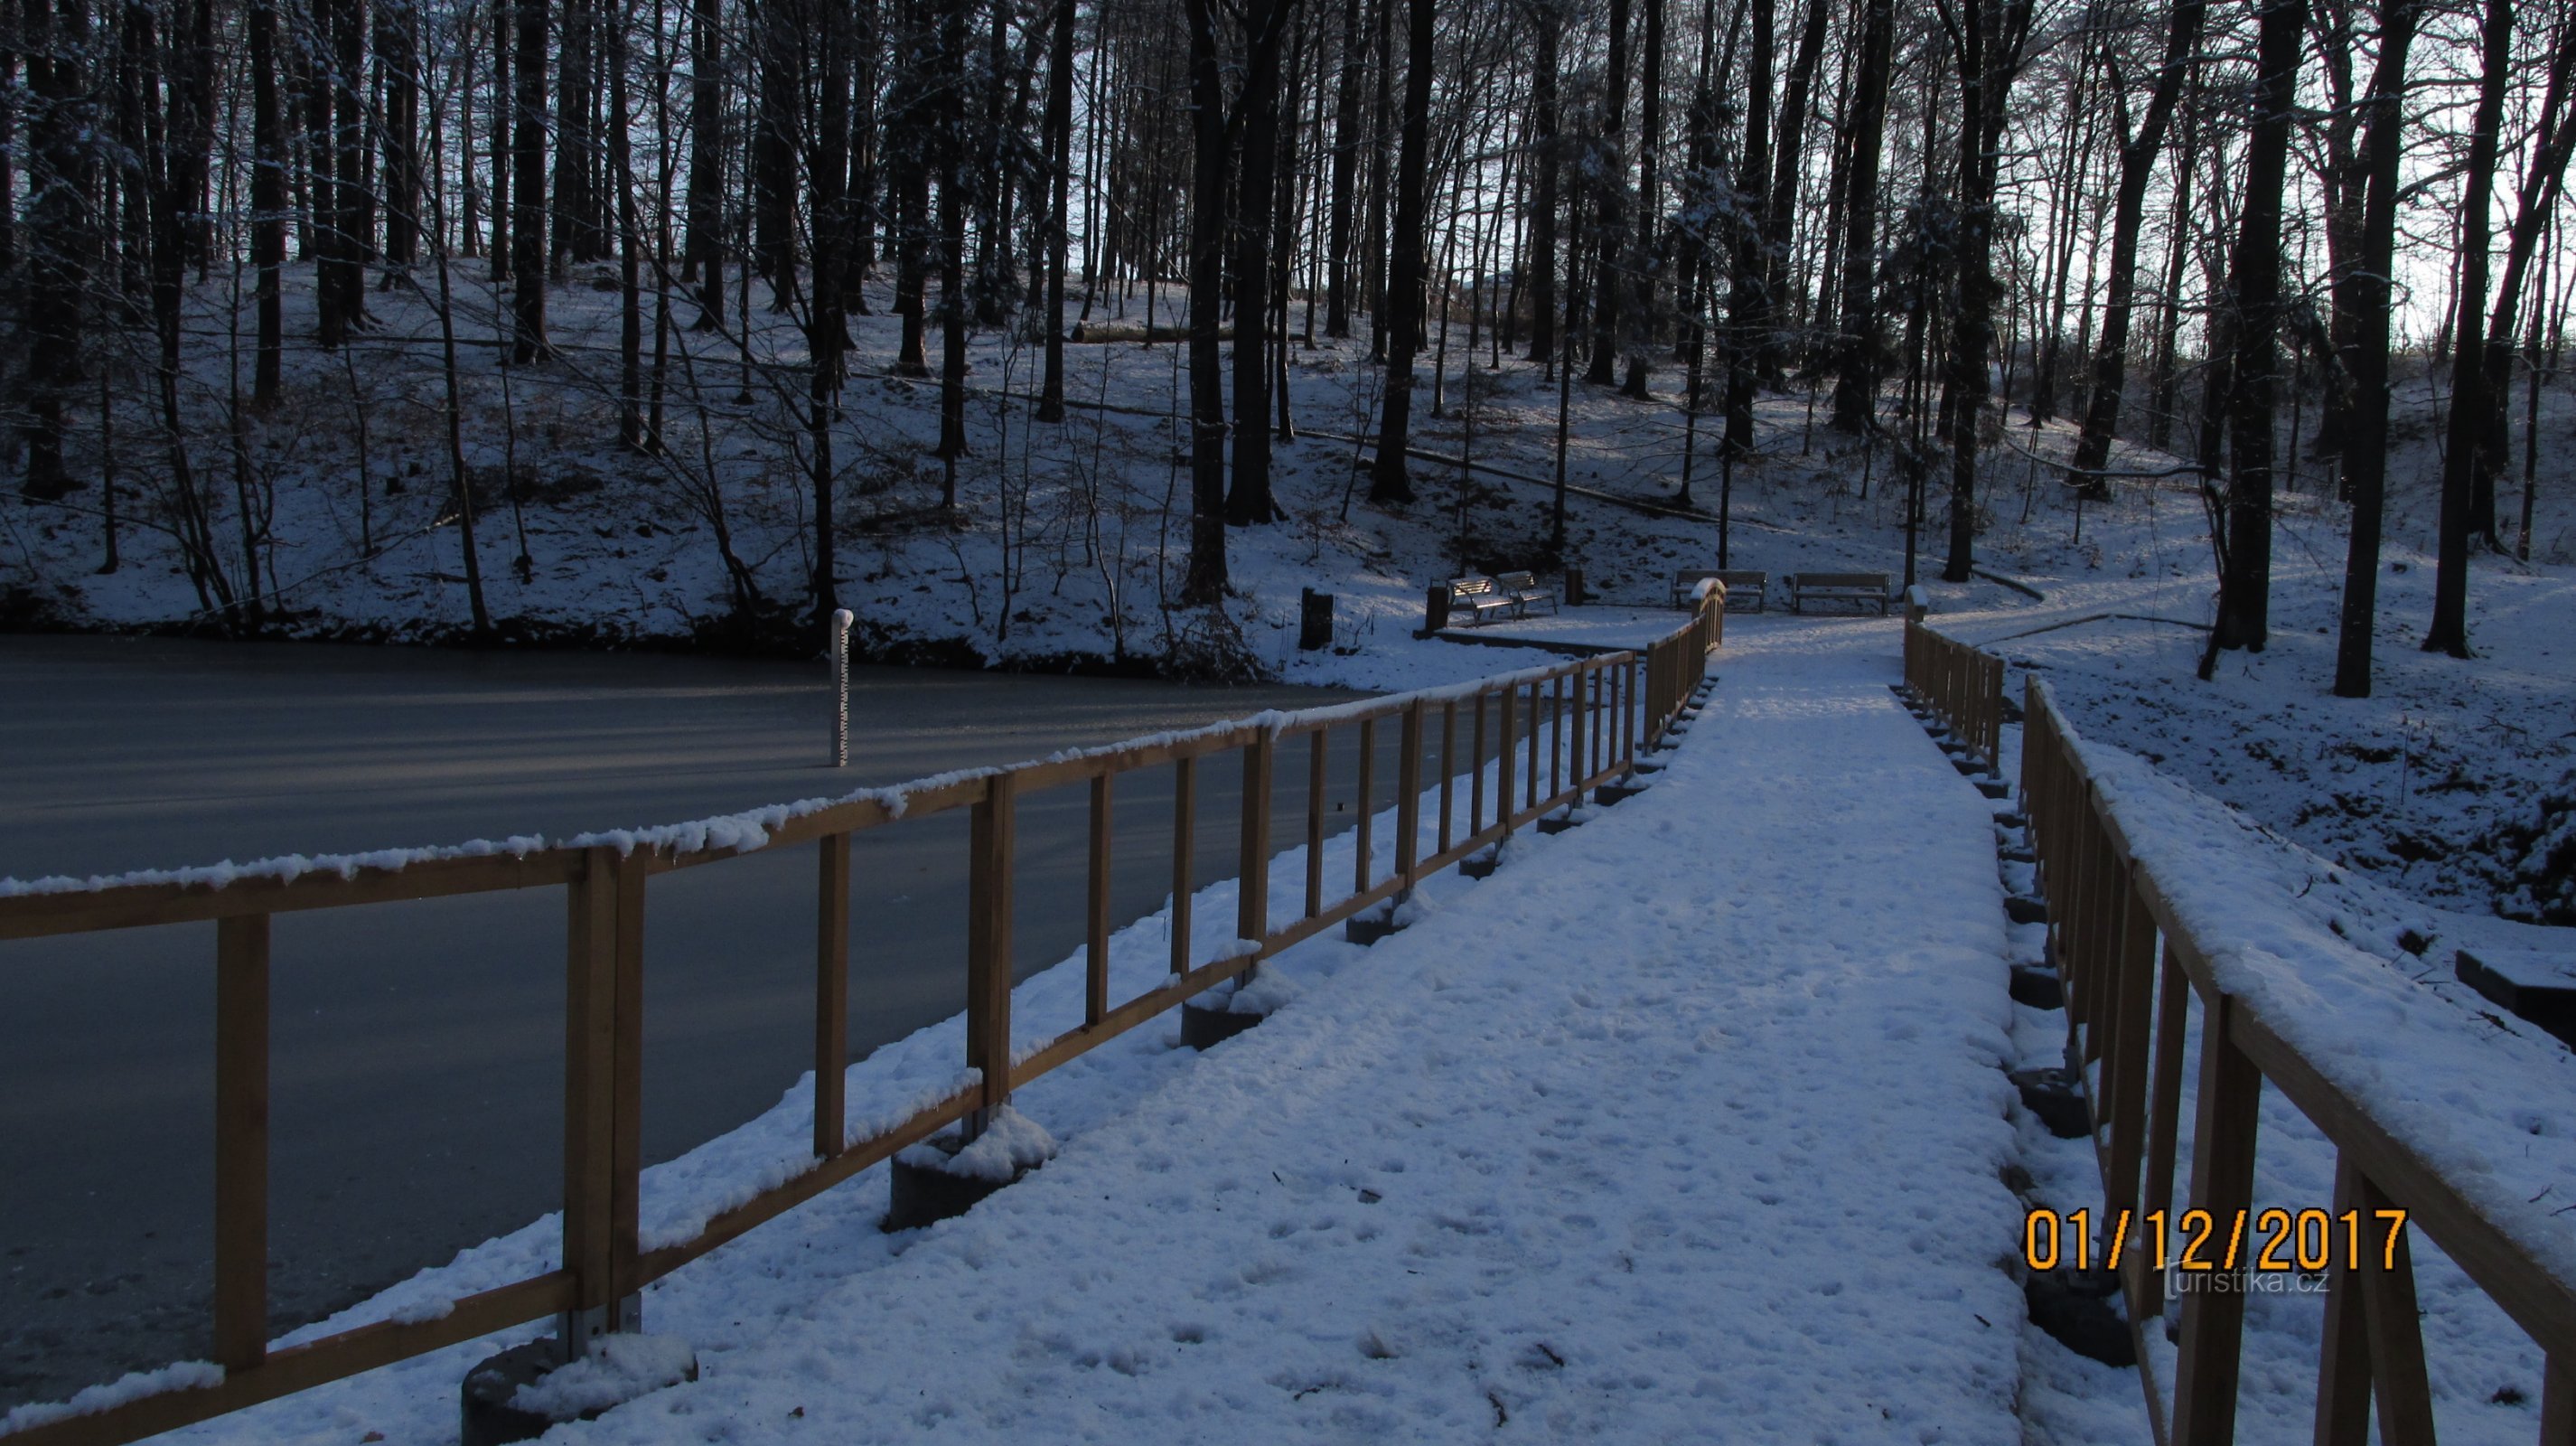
1827, 0, 1890, 433
556, 0, 599, 266
1325, 0, 1363, 336
1037, 0, 1074, 419
1585, 0, 1629, 385
1619, 0, 1662, 396
2066, 0, 2206, 485
379, 0, 419, 266
1180, 0, 1231, 596
685, 0, 722, 321
2332, 0, 2419, 697
511, 0, 548, 360
1367, 0, 1431, 501
1759, 0, 1828, 378
1229, 0, 1295, 524
1941, 0, 2033, 583
935, 0, 968, 464
753, 0, 800, 302
1723, 0, 1772, 453
1523, 0, 1558, 362
2471, 27, 2576, 542
613, 0, 644, 446
490, 0, 511, 279
2211, 0, 2307, 654
250, 0, 286, 404
315, 0, 370, 343
2424, 0, 2510, 658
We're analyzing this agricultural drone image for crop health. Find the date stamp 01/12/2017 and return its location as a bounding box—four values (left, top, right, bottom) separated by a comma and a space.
2021, 1207, 2412, 1285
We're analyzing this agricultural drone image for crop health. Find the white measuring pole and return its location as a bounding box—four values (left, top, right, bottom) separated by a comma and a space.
829, 608, 854, 767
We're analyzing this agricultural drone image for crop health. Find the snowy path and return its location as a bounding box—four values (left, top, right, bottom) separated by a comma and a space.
549, 617, 2027, 1444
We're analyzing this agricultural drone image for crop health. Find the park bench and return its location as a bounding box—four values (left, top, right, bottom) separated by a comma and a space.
1717, 569, 1769, 612
1494, 569, 1559, 615
1789, 571, 1894, 615
1446, 576, 1521, 625
1675, 569, 1768, 611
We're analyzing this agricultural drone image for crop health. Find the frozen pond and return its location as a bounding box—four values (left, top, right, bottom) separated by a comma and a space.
0, 635, 1363, 1411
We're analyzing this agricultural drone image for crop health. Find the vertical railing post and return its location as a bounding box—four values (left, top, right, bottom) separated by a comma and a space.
608, 850, 646, 1320
1086, 775, 1112, 1026
1395, 700, 1423, 888
1470, 694, 1489, 835
1305, 731, 1326, 918
1170, 757, 1195, 978
815, 833, 850, 1160
965, 773, 1018, 1139
1238, 729, 1275, 964
1567, 665, 1587, 789
1496, 686, 1517, 835
2170, 987, 2262, 1446
561, 847, 619, 1357
213, 913, 270, 1373
1438, 701, 1457, 854
1354, 718, 1377, 893
1524, 681, 1541, 809
2103, 876, 2157, 1221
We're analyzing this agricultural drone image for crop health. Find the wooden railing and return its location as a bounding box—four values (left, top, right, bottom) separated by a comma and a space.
2022, 678, 2576, 1446
1904, 617, 2002, 776
1644, 587, 1723, 744
0, 604, 1720, 1446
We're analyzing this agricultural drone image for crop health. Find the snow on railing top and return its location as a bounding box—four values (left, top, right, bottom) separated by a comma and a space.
2039, 682, 2576, 1295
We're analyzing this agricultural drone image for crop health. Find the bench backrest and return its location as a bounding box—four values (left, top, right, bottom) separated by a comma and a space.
1715, 569, 1767, 587
1797, 572, 1891, 590
1450, 576, 1496, 597
1494, 570, 1541, 590
1674, 568, 1724, 587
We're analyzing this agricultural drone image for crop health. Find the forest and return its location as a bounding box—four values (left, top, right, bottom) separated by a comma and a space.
0, 0, 2568, 684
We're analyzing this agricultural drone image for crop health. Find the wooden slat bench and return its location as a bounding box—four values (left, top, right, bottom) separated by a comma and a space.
1494, 569, 1558, 615
1446, 576, 1521, 625
1716, 569, 1768, 612
1789, 571, 1893, 615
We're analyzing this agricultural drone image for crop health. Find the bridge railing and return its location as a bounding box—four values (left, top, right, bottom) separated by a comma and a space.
0, 601, 1719, 1446
1903, 617, 2001, 776
2022, 677, 2576, 1446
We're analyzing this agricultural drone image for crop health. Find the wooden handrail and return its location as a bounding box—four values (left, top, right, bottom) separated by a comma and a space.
0, 605, 1723, 1446
2019, 673, 2576, 1446
1902, 618, 2002, 777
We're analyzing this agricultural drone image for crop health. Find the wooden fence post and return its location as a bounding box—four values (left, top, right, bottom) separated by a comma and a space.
213, 914, 270, 1372
815, 835, 850, 1160
1395, 701, 1423, 888
1305, 732, 1326, 918
966, 774, 1018, 1137
561, 847, 619, 1355
1087, 775, 1112, 1026
1438, 702, 1457, 853
1496, 686, 1517, 836
1355, 718, 1377, 892
1170, 758, 1194, 978
1238, 730, 1275, 961
2170, 988, 2262, 1446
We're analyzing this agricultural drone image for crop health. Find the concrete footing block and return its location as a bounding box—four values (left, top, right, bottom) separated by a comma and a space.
883, 1130, 1043, 1233
2026, 1268, 2137, 1366
2008, 1066, 2093, 1140
1181, 1000, 1264, 1049
462, 1336, 698, 1446
2009, 963, 2065, 1010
